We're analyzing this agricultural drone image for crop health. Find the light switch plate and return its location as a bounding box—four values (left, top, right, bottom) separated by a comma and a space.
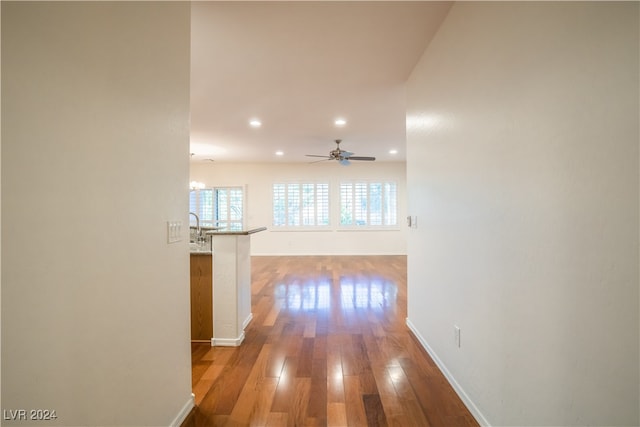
167, 221, 182, 243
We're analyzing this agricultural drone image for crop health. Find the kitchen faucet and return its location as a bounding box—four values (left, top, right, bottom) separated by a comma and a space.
189, 212, 202, 242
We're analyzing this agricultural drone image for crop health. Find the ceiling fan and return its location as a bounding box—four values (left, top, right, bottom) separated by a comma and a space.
306, 139, 376, 165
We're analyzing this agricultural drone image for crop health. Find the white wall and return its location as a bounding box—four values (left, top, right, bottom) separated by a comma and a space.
406, 2, 639, 426
2, 3, 193, 426
190, 161, 407, 255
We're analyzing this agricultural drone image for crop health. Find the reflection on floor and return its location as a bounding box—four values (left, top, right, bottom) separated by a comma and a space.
275, 276, 397, 312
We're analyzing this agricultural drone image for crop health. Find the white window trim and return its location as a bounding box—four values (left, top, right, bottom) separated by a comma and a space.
190, 185, 246, 231
272, 181, 331, 230
339, 180, 399, 230
213, 186, 245, 231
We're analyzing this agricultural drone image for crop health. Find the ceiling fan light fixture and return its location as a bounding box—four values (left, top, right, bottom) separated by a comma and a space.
305, 139, 375, 165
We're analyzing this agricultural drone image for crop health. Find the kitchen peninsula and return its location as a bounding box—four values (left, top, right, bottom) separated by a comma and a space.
190, 226, 266, 347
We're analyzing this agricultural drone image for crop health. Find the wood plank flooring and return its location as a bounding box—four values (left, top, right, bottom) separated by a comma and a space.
183, 255, 478, 427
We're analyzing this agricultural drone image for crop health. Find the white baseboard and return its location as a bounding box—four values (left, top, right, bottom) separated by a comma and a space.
405, 318, 491, 427
242, 312, 253, 330
210, 314, 253, 347
169, 393, 195, 427
251, 252, 407, 256
211, 332, 245, 347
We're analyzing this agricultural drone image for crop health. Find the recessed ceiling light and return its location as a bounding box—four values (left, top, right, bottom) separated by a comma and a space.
249, 119, 262, 128
389, 149, 398, 155
334, 118, 347, 127
275, 151, 284, 156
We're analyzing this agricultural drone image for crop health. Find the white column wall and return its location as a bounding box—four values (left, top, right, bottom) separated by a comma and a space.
2, 3, 193, 426
406, 2, 639, 426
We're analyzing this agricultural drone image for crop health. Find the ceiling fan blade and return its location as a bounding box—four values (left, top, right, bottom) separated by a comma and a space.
307, 140, 374, 165
348, 156, 376, 161
308, 158, 333, 164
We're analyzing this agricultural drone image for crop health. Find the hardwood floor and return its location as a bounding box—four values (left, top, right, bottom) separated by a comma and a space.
183, 256, 478, 427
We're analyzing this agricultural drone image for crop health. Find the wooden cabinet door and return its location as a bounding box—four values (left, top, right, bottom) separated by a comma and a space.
190, 255, 213, 341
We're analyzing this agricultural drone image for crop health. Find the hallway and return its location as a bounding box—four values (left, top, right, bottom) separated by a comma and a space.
185, 256, 478, 426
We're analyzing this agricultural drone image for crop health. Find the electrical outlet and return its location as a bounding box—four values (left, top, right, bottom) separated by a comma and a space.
454, 325, 461, 348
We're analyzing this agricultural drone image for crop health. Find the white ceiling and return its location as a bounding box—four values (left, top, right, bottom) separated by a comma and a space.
190, 1, 452, 164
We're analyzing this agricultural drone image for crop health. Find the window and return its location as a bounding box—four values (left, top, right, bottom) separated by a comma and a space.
273, 183, 329, 227
213, 187, 244, 231
189, 188, 214, 227
340, 181, 397, 227
190, 186, 244, 231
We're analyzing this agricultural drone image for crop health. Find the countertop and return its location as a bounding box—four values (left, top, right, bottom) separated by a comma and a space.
190, 227, 266, 254
205, 226, 267, 236
190, 242, 212, 255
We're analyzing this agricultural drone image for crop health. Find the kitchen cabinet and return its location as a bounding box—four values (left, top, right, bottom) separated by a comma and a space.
190, 253, 212, 341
